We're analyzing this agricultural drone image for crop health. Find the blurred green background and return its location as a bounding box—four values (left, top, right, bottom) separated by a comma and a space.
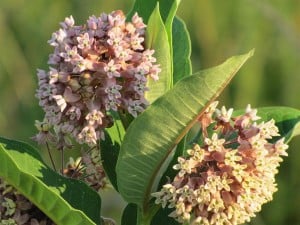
0, 0, 300, 224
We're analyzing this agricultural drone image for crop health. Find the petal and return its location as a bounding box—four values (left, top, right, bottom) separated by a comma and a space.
63, 86, 81, 103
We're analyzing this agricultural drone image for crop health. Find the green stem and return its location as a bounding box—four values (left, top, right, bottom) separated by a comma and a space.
138, 216, 151, 225
137, 205, 160, 225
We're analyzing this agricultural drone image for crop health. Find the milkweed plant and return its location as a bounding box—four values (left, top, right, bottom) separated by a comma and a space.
1, 1, 300, 225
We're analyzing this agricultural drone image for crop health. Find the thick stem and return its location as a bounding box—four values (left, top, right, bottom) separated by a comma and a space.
137, 205, 160, 225
137, 216, 151, 225
137, 212, 152, 225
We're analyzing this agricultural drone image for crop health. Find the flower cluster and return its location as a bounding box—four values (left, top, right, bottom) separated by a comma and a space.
152, 103, 288, 225
0, 178, 55, 225
35, 10, 160, 146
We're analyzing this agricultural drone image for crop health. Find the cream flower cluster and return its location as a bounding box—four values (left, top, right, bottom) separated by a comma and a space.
0, 178, 54, 225
152, 103, 288, 225
35, 10, 160, 146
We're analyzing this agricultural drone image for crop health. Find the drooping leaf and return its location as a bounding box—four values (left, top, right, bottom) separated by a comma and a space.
116, 50, 254, 211
260, 107, 300, 143
172, 16, 192, 84
121, 203, 138, 225
239, 107, 300, 143
100, 118, 125, 191
0, 137, 101, 225
145, 4, 172, 103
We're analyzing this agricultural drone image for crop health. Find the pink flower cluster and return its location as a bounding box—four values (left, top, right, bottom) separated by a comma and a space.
35, 10, 160, 146
63, 149, 107, 192
152, 103, 288, 225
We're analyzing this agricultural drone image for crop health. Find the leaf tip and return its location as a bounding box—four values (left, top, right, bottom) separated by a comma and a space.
248, 48, 255, 57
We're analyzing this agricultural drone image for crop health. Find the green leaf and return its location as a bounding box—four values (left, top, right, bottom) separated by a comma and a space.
233, 107, 300, 143
0, 137, 101, 225
163, 0, 181, 43
100, 118, 125, 191
145, 4, 172, 103
172, 16, 192, 83
127, 0, 180, 78
254, 107, 300, 143
121, 203, 138, 225
116, 50, 254, 211
127, 0, 181, 41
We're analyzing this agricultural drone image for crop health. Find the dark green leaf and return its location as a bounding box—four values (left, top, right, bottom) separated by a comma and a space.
0, 137, 101, 225
151, 207, 180, 225
116, 50, 254, 211
121, 203, 138, 225
172, 16, 192, 84
100, 132, 120, 192
233, 107, 300, 143
255, 107, 300, 143
100, 118, 125, 191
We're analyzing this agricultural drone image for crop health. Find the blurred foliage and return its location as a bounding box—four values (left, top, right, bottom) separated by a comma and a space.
0, 0, 300, 224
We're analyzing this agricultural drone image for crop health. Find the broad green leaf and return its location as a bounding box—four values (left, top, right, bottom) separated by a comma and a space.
145, 4, 172, 103
121, 203, 138, 225
172, 16, 192, 84
252, 107, 300, 143
116, 50, 254, 211
0, 137, 101, 225
100, 118, 125, 191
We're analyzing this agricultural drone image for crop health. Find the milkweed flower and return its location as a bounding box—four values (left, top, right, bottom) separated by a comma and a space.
0, 178, 55, 224
152, 103, 288, 225
63, 148, 108, 192
34, 10, 160, 146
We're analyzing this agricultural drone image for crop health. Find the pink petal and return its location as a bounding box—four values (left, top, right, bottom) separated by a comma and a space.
63, 86, 81, 103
